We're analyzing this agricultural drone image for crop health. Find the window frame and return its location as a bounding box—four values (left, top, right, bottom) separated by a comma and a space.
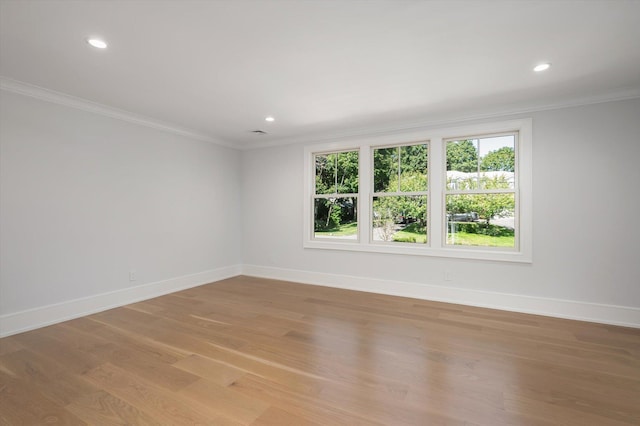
303, 118, 532, 263
443, 132, 519, 251
370, 141, 430, 246
311, 149, 360, 243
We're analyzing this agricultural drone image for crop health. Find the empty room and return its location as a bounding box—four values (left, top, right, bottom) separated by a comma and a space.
1, 0, 639, 424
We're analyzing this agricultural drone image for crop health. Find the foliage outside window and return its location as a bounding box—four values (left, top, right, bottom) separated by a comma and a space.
372, 143, 428, 244
313, 151, 359, 240
446, 135, 517, 248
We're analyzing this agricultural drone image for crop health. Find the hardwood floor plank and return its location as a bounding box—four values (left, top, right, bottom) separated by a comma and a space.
65, 390, 159, 426
230, 373, 386, 426
64, 317, 188, 364
0, 336, 24, 357
503, 388, 635, 426
44, 323, 201, 392
10, 328, 102, 375
82, 362, 216, 425
173, 354, 246, 387
250, 406, 325, 426
0, 370, 87, 425
179, 377, 270, 424
0, 349, 98, 406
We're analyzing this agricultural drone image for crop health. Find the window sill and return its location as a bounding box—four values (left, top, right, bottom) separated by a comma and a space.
304, 240, 532, 263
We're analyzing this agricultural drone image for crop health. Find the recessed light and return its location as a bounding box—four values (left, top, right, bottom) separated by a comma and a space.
533, 63, 551, 72
87, 38, 107, 49
265, 116, 275, 122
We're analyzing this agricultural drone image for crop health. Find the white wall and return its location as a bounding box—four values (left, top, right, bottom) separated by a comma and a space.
242, 98, 640, 325
0, 91, 242, 334
2, 90, 639, 334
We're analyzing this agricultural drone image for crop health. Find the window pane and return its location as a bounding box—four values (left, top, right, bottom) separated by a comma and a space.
314, 197, 357, 239
373, 147, 398, 192
374, 144, 428, 193
315, 153, 336, 195
315, 151, 359, 195
446, 139, 479, 190
400, 144, 428, 191
337, 151, 359, 194
372, 196, 427, 243
479, 135, 515, 189
446, 194, 515, 247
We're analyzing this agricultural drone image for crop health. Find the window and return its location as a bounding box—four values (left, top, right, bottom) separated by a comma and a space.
372, 143, 428, 244
303, 119, 532, 262
445, 134, 517, 249
313, 150, 359, 240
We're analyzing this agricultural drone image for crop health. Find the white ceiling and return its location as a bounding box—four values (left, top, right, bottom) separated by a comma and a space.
1, 0, 639, 149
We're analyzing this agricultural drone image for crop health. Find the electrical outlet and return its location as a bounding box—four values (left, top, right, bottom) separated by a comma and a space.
129, 271, 137, 281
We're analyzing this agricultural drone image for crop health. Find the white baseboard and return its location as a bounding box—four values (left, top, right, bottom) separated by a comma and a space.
0, 264, 242, 337
242, 264, 640, 328
3, 263, 638, 337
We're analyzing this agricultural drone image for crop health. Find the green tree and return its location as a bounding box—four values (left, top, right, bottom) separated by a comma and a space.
481, 146, 515, 172
400, 144, 428, 178
336, 151, 359, 194
315, 154, 333, 194
315, 151, 359, 194
446, 140, 478, 172
373, 147, 396, 192
446, 176, 515, 226
373, 144, 427, 192
373, 171, 427, 241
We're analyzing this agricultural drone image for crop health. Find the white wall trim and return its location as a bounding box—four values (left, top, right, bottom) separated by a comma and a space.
0, 76, 237, 149
2, 263, 638, 336
3, 76, 639, 153
242, 264, 640, 328
0, 264, 242, 338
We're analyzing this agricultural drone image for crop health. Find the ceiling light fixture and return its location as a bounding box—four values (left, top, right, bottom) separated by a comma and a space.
87, 38, 107, 49
265, 116, 275, 122
533, 63, 551, 72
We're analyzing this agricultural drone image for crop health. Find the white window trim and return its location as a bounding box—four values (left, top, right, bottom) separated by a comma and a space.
303, 118, 533, 263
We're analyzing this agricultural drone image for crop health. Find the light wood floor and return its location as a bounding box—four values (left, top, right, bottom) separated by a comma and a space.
1, 276, 639, 425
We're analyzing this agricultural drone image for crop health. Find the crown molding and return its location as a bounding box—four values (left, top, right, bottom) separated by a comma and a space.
0, 76, 238, 150
241, 86, 640, 151
3, 76, 638, 152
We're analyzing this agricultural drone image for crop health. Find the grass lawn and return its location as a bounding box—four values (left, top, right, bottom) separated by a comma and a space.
392, 222, 427, 243
447, 231, 515, 247
316, 221, 514, 247
315, 221, 358, 237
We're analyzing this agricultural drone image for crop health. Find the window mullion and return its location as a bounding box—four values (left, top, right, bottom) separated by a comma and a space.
431, 136, 444, 249
396, 146, 401, 192
360, 144, 371, 243
314, 193, 359, 199
334, 154, 338, 192
445, 189, 515, 195
373, 191, 427, 197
